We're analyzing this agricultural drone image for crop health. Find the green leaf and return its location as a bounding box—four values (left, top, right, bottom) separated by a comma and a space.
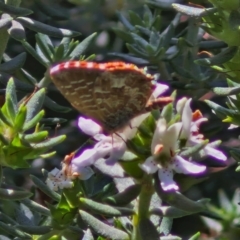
150, 206, 193, 218
143, 5, 153, 26
23, 131, 48, 143
21, 40, 48, 67
16, 17, 81, 37
149, 31, 161, 49
0, 222, 31, 239
35, 42, 51, 65
40, 151, 56, 158
169, 60, 195, 79
54, 44, 65, 61
213, 86, 240, 96
69, 32, 97, 60
104, 184, 141, 206
60, 37, 71, 56
0, 211, 18, 225
146, 44, 156, 56
112, 28, 134, 43
116, 11, 135, 31
230, 148, 240, 162
131, 33, 149, 49
156, 183, 209, 212
30, 175, 60, 201
17, 225, 52, 235
205, 100, 238, 119
15, 68, 37, 85
23, 109, 45, 131
152, 15, 161, 30
0, 133, 10, 145
172, 4, 213, 17
0, 108, 13, 127
0, 2, 33, 16
14, 105, 27, 132
79, 210, 129, 240
126, 43, 148, 58
0, 17, 12, 29
44, 96, 71, 113
0, 52, 26, 73
146, 0, 173, 9
35, 0, 69, 20
160, 102, 173, 123
35, 33, 54, 63
161, 23, 175, 49
25, 88, 46, 122
180, 140, 208, 157
189, 232, 201, 240
195, 46, 238, 66
8, 20, 26, 41
31, 135, 66, 149
0, 188, 32, 200
129, 10, 143, 26
229, 10, 240, 30
4, 78, 18, 122
135, 25, 151, 36
21, 198, 50, 216
80, 198, 135, 216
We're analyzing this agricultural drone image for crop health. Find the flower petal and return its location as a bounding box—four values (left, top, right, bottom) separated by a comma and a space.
58, 179, 73, 189
158, 168, 179, 191
46, 168, 73, 191
152, 83, 169, 98
78, 117, 102, 136
151, 118, 167, 153
181, 98, 192, 139
203, 146, 227, 161
165, 123, 182, 152
77, 166, 94, 180
125, 113, 150, 139
71, 148, 98, 168
139, 156, 158, 174
173, 155, 206, 174
176, 97, 187, 115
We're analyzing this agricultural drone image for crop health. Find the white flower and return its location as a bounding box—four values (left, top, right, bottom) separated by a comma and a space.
72, 113, 149, 171
152, 83, 169, 99
46, 168, 73, 191
46, 154, 94, 192
62, 152, 94, 180
180, 98, 227, 161
139, 118, 206, 191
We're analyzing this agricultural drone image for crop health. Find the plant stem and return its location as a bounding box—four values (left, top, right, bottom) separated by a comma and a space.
132, 175, 154, 240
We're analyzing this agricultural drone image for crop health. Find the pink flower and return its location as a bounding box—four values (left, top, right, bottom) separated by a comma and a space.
179, 98, 227, 161
139, 118, 206, 191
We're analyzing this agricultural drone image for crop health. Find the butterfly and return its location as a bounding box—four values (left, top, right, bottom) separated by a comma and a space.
50, 61, 171, 133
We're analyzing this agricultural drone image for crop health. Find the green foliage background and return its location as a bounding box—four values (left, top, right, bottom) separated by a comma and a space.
1, 0, 240, 239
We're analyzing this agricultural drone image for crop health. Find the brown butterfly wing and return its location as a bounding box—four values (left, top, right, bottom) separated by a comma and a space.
50, 68, 104, 125
50, 62, 155, 132
92, 69, 154, 132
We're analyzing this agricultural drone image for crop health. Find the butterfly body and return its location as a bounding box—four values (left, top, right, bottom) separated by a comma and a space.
50, 61, 160, 133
